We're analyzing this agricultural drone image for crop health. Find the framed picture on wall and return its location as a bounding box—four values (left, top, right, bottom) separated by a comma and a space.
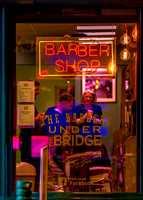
82, 69, 116, 102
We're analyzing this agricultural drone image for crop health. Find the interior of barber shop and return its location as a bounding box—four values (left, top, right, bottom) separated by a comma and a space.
14, 20, 138, 195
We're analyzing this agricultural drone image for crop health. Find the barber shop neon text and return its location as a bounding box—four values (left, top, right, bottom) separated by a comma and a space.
45, 43, 109, 73
37, 39, 114, 77
45, 43, 109, 57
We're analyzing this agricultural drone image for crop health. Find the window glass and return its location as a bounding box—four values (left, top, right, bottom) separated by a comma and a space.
15, 23, 137, 193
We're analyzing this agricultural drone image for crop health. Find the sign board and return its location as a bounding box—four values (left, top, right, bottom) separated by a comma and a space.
36, 37, 116, 79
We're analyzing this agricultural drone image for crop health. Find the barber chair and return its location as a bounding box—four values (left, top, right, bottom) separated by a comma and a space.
65, 151, 102, 175
64, 151, 105, 192
89, 166, 112, 192
64, 151, 112, 192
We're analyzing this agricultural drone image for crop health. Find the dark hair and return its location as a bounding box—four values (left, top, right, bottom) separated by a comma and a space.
67, 85, 75, 97
59, 92, 74, 102
35, 81, 40, 86
28, 80, 40, 86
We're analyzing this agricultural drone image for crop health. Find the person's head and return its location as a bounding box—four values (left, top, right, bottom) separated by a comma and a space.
35, 81, 40, 99
59, 92, 74, 111
67, 85, 75, 97
81, 90, 97, 105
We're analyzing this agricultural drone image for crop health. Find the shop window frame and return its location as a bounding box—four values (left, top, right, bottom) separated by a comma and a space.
0, 4, 143, 200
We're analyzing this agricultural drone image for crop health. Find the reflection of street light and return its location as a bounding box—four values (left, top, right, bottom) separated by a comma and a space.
120, 48, 130, 60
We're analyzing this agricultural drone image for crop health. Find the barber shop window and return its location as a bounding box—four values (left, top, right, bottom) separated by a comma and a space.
14, 23, 138, 193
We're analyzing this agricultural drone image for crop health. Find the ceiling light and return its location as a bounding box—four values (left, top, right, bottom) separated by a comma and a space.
78, 37, 115, 41
132, 25, 137, 41
120, 24, 131, 45
120, 33, 131, 45
80, 41, 112, 44
120, 48, 130, 60
77, 25, 117, 30
78, 32, 116, 36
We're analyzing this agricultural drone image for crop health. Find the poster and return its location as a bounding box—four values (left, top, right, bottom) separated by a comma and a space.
17, 81, 35, 103
17, 104, 35, 127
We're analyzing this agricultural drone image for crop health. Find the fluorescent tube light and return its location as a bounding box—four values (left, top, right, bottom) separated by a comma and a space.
78, 32, 116, 36
80, 42, 112, 44
79, 37, 115, 41
77, 26, 117, 30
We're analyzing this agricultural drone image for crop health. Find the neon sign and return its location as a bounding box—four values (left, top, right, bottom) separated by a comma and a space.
36, 37, 115, 78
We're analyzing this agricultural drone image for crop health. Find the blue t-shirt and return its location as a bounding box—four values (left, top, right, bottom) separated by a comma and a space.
45, 106, 71, 136
73, 103, 103, 136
